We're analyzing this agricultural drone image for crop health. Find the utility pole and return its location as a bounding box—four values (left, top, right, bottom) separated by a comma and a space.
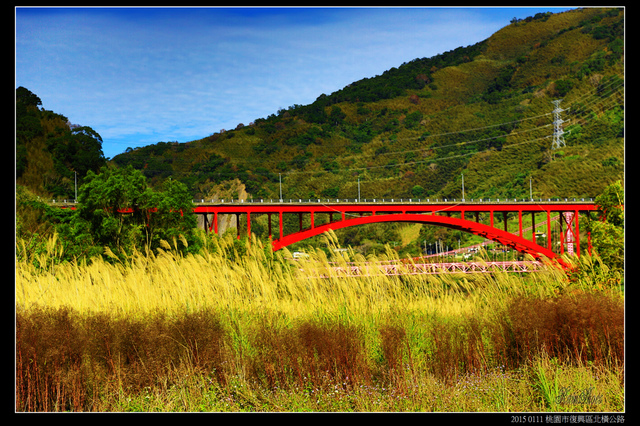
74, 171, 77, 202
357, 175, 361, 202
279, 173, 283, 202
552, 99, 566, 150
461, 173, 465, 202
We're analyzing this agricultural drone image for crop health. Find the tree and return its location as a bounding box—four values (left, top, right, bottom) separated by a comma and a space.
76, 165, 150, 252
15, 89, 43, 179
48, 126, 106, 179
411, 185, 425, 198
144, 178, 198, 251
16, 87, 106, 196
404, 111, 423, 129
69, 126, 107, 174
329, 106, 346, 126
74, 166, 199, 257
588, 180, 624, 271
16, 86, 42, 107
554, 79, 574, 97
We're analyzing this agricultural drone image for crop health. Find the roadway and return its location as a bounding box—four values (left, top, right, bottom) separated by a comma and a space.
190, 197, 596, 205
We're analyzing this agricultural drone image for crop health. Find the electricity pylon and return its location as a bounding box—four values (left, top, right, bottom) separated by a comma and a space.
552, 99, 566, 150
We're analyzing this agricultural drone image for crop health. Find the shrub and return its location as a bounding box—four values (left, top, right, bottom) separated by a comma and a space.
496, 293, 623, 367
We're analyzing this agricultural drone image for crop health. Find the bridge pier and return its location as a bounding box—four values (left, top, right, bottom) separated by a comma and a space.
518, 210, 523, 238
560, 211, 580, 256
547, 211, 552, 251
201, 212, 219, 234
531, 212, 536, 244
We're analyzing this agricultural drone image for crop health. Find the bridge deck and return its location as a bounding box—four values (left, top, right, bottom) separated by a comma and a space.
191, 200, 598, 214
316, 260, 545, 277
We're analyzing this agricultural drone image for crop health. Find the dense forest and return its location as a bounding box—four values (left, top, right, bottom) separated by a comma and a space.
110, 8, 623, 203
16, 7, 624, 261
16, 86, 107, 198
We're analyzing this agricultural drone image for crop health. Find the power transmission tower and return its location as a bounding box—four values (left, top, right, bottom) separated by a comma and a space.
551, 99, 566, 150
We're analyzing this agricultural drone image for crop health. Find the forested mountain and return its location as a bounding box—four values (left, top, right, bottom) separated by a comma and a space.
109, 7, 623, 202
16, 87, 106, 198
15, 7, 624, 258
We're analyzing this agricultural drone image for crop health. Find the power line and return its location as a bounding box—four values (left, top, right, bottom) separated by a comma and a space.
380, 110, 554, 145
252, 77, 622, 166
561, 82, 624, 128
270, 77, 625, 178
123, 74, 623, 179
281, 134, 553, 176
563, 75, 624, 109
357, 123, 552, 160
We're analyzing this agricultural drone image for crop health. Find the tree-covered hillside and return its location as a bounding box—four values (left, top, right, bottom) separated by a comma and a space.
16, 87, 106, 198
15, 7, 624, 261
111, 7, 623, 203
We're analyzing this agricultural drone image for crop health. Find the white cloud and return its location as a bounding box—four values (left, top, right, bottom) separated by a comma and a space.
17, 7, 571, 158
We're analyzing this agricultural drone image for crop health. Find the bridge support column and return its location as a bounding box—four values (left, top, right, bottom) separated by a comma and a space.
247, 212, 251, 240
203, 214, 209, 233
560, 213, 564, 255
547, 210, 552, 251
531, 212, 536, 244
236, 213, 241, 240
518, 210, 523, 238
268, 213, 272, 239
279, 211, 283, 240
562, 211, 578, 256
575, 210, 580, 257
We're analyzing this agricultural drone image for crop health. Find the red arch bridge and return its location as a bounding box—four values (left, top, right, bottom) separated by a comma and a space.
193, 198, 600, 269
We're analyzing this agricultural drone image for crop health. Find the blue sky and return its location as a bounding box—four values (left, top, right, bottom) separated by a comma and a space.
16, 6, 574, 159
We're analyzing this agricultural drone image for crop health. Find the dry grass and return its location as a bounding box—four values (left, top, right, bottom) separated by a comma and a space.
15, 232, 624, 412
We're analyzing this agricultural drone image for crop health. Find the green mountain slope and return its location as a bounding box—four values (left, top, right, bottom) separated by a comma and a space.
112, 8, 623, 203
16, 87, 107, 198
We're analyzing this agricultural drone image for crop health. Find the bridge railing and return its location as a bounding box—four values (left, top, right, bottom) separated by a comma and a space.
47, 197, 596, 206
189, 197, 596, 205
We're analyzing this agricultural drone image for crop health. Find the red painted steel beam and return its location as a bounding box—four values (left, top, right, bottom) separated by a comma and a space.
58, 202, 600, 268
192, 202, 598, 215
60, 201, 599, 216
271, 213, 571, 268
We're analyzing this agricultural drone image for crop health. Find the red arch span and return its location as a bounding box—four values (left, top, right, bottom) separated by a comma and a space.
272, 213, 570, 268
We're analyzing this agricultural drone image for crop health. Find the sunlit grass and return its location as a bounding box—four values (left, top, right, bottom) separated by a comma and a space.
16, 230, 574, 318
15, 232, 624, 412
